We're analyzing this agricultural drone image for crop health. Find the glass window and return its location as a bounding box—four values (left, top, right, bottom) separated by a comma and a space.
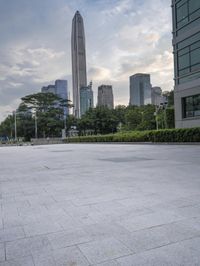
191, 63, 200, 72
190, 8, 200, 20
177, 0, 187, 9
179, 67, 190, 76
178, 46, 190, 56
177, 32, 200, 50
178, 53, 190, 70
179, 71, 200, 84
183, 94, 200, 118
190, 47, 200, 65
191, 40, 200, 50
177, 3, 188, 22
189, 0, 200, 14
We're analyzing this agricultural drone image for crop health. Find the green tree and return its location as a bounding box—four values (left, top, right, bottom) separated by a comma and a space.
78, 106, 118, 135
21, 92, 72, 138
0, 114, 15, 139
124, 107, 142, 130
166, 107, 175, 128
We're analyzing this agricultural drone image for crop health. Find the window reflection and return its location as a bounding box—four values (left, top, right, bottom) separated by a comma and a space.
183, 93, 200, 118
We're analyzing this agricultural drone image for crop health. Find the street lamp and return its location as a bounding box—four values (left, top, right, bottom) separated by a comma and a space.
13, 111, 17, 141
154, 101, 168, 130
34, 112, 38, 139
154, 106, 159, 130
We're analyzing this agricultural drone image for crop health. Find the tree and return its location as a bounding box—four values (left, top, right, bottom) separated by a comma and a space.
166, 107, 175, 128
124, 107, 142, 130
114, 105, 127, 125
0, 115, 14, 138
78, 106, 118, 135
21, 92, 72, 138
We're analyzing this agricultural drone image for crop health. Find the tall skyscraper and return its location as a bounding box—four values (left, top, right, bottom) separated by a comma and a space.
80, 82, 94, 116
129, 74, 152, 106
71, 11, 87, 118
97, 85, 114, 109
172, 0, 200, 128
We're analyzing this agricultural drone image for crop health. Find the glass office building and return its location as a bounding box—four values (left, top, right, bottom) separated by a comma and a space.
129, 74, 152, 106
80, 86, 93, 117
172, 0, 200, 127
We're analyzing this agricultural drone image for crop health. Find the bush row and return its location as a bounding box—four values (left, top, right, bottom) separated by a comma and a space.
65, 127, 200, 143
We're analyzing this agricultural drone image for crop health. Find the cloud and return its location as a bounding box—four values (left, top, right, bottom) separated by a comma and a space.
88, 66, 111, 81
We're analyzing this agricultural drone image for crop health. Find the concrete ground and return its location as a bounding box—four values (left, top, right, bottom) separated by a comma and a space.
0, 144, 200, 266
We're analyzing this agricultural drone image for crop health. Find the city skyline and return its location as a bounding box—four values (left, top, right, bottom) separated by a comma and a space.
0, 0, 173, 122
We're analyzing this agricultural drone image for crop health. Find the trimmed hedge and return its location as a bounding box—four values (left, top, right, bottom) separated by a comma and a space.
65, 127, 200, 143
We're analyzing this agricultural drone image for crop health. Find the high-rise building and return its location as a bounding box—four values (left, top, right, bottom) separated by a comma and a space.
71, 11, 87, 118
41, 85, 56, 94
80, 82, 93, 116
55, 80, 68, 116
97, 85, 114, 109
129, 74, 152, 106
151, 87, 162, 106
41, 80, 69, 115
172, 0, 200, 128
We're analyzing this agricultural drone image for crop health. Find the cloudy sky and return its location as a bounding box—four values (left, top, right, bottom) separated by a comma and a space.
0, 0, 173, 122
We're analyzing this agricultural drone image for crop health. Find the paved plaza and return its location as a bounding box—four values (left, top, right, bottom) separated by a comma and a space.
0, 143, 200, 265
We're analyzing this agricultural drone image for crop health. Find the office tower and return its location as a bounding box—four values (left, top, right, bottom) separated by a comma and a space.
151, 87, 162, 106
41, 80, 69, 115
80, 82, 94, 116
172, 0, 200, 128
55, 80, 68, 116
41, 85, 56, 94
71, 11, 87, 118
129, 74, 152, 106
97, 85, 114, 109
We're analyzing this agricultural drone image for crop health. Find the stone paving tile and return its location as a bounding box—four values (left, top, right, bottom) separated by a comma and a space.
0, 256, 34, 266
0, 243, 5, 262
27, 196, 56, 207
83, 222, 130, 240
180, 217, 200, 231
23, 221, 63, 237
53, 214, 84, 231
117, 236, 200, 266
53, 246, 90, 266
2, 215, 24, 229
116, 220, 200, 253
6, 235, 53, 260
47, 229, 92, 250
0, 227, 25, 243
32, 252, 56, 266
78, 237, 132, 264
176, 204, 200, 218
92, 260, 120, 266
117, 210, 184, 232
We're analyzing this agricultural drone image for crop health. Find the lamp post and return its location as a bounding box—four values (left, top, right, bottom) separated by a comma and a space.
34, 112, 38, 139
154, 106, 159, 130
13, 111, 17, 141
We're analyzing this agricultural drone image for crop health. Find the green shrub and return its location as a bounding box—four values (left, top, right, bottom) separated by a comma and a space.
65, 127, 200, 143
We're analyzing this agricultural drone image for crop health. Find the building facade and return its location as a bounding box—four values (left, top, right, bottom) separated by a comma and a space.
41, 85, 56, 94
41, 80, 69, 115
172, 0, 200, 128
80, 84, 93, 117
97, 85, 114, 109
129, 74, 152, 106
71, 11, 87, 118
151, 87, 162, 106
